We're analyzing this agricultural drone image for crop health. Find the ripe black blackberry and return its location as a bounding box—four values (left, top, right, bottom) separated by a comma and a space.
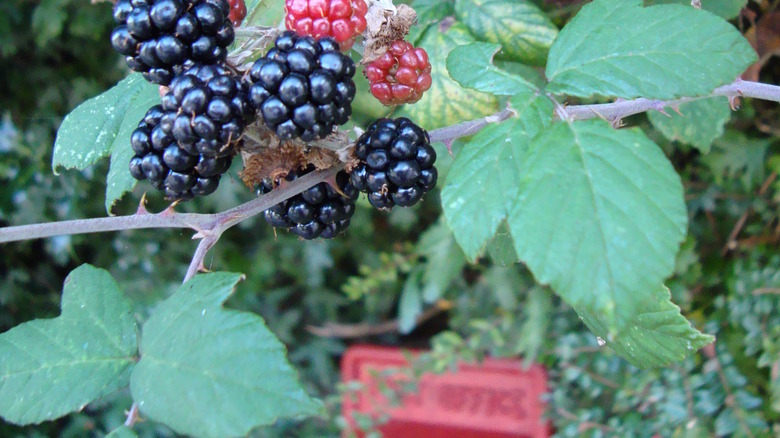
162, 64, 252, 157
258, 165, 358, 239
111, 0, 235, 85
247, 31, 356, 141
350, 117, 437, 209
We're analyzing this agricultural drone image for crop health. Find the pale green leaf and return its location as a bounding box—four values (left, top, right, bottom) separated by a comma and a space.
546, 0, 756, 99
53, 74, 158, 172
0, 265, 137, 425
648, 97, 732, 153
486, 223, 519, 266
517, 287, 552, 365
417, 220, 467, 303
454, 0, 557, 65
576, 285, 714, 368
442, 93, 552, 260
244, 0, 284, 27
446, 42, 536, 95
106, 426, 139, 438
644, 0, 747, 20
508, 119, 687, 330
130, 272, 322, 438
399, 269, 424, 334
398, 23, 498, 130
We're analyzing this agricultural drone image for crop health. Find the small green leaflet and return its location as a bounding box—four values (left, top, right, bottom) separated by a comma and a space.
398, 22, 498, 130
0, 265, 137, 425
508, 120, 688, 330
130, 272, 322, 438
648, 97, 732, 153
576, 285, 714, 368
644, 0, 748, 20
52, 73, 160, 213
702, 130, 770, 190
454, 0, 557, 66
442, 93, 552, 260
446, 42, 536, 95
545, 0, 756, 99
417, 219, 467, 303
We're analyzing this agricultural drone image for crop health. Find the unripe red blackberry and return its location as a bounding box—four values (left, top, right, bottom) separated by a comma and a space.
228, 0, 247, 26
259, 165, 358, 239
284, 0, 368, 50
364, 40, 432, 106
350, 117, 437, 209
247, 31, 357, 141
111, 0, 235, 85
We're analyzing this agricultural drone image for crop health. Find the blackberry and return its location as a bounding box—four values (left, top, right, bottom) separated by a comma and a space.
258, 165, 358, 239
350, 117, 437, 209
111, 0, 235, 85
129, 104, 233, 200
162, 64, 253, 159
247, 31, 356, 141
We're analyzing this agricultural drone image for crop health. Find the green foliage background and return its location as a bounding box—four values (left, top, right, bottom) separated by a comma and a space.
0, 0, 778, 436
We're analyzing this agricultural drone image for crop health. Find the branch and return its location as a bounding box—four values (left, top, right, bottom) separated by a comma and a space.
560, 79, 780, 123
0, 166, 342, 245
306, 300, 451, 338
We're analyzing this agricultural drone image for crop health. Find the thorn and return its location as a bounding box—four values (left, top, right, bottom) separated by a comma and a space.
136, 193, 150, 215
161, 199, 181, 216
610, 118, 625, 129
671, 105, 684, 116
655, 108, 672, 117
728, 96, 741, 111
197, 261, 210, 274
445, 139, 454, 157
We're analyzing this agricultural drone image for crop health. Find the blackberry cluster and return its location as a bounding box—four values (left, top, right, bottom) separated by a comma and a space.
111, 0, 235, 85
247, 31, 357, 141
259, 166, 358, 239
350, 118, 437, 209
129, 64, 251, 200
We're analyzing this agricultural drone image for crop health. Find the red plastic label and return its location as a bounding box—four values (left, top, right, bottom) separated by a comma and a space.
341, 345, 549, 438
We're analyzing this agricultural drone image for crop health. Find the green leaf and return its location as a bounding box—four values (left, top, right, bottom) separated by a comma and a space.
53, 74, 158, 173
702, 130, 770, 190
454, 0, 557, 65
399, 269, 424, 334
517, 286, 552, 365
32, 0, 67, 47
545, 0, 756, 99
130, 272, 322, 438
442, 93, 552, 260
508, 119, 687, 330
398, 22, 498, 130
576, 286, 714, 368
106, 426, 138, 438
446, 42, 536, 95
408, 0, 455, 44
0, 265, 137, 425
244, 0, 284, 27
648, 97, 732, 153
486, 223, 519, 266
644, 0, 747, 20
417, 220, 467, 303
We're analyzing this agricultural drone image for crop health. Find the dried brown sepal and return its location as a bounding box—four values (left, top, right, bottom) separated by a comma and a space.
362, 4, 417, 64
239, 143, 308, 188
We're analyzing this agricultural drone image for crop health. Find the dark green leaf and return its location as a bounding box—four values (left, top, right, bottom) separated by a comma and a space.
546, 0, 756, 99
446, 42, 536, 95
130, 272, 322, 438
53, 74, 158, 173
508, 120, 687, 330
644, 0, 747, 20
702, 130, 770, 190
648, 97, 732, 153
454, 0, 557, 65
576, 285, 714, 368
399, 269, 424, 334
0, 265, 137, 425
417, 220, 467, 303
442, 93, 552, 260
